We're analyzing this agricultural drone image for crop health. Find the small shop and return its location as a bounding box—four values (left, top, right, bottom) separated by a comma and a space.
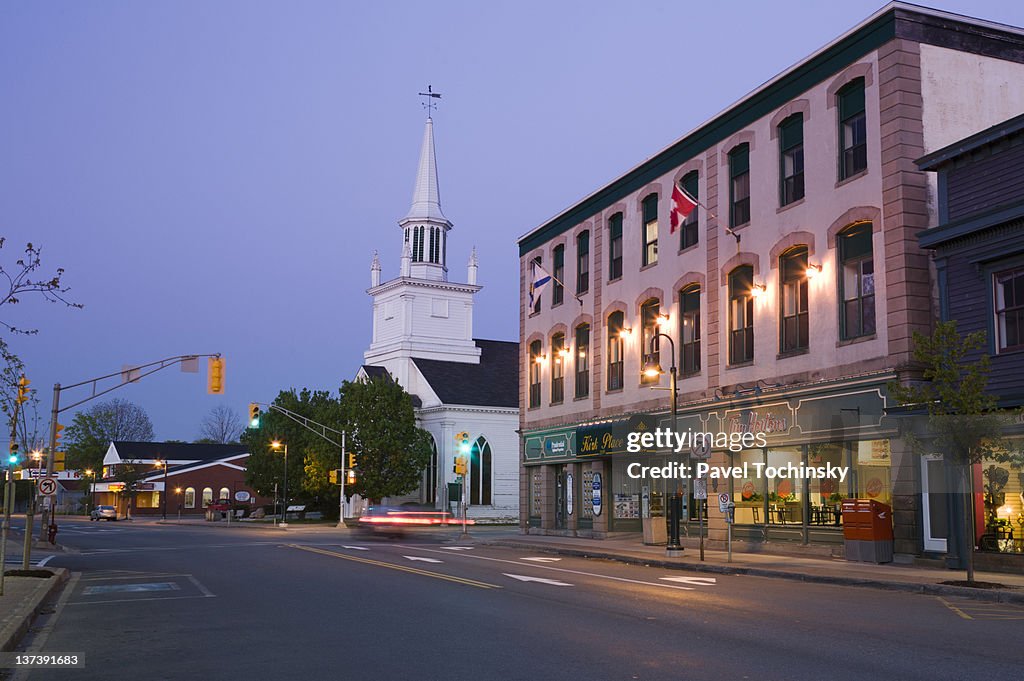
522, 375, 905, 550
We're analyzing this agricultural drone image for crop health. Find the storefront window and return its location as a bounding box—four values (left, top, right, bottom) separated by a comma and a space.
529, 469, 542, 521
853, 440, 892, 506
732, 449, 765, 525
581, 468, 594, 521
808, 443, 845, 527
768, 447, 803, 525
980, 446, 1023, 553
612, 457, 641, 524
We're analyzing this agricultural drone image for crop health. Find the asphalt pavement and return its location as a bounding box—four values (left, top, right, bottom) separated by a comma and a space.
4, 518, 1022, 681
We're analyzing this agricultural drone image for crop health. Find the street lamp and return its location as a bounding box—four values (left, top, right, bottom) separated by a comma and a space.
154, 459, 168, 520
271, 440, 288, 527
643, 332, 684, 556
175, 487, 182, 523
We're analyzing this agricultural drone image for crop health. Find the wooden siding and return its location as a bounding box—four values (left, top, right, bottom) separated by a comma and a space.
945, 135, 1024, 221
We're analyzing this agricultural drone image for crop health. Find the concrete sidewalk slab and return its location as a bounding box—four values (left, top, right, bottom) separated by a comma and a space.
480, 533, 1024, 605
0, 568, 70, 652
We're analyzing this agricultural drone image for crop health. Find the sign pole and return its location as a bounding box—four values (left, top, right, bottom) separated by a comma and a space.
337, 431, 346, 528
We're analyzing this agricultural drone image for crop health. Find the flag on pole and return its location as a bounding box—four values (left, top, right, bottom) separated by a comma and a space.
670, 183, 698, 233
529, 264, 552, 309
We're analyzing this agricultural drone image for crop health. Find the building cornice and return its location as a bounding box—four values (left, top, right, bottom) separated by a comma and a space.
367, 276, 481, 297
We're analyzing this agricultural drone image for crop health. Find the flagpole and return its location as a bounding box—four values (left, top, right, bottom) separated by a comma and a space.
675, 184, 740, 245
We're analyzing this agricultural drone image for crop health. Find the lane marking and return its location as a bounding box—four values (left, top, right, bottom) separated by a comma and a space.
67, 595, 216, 606
937, 596, 973, 620
38, 556, 54, 567
394, 545, 697, 591
289, 545, 500, 590
504, 573, 573, 587
403, 555, 443, 563
341, 545, 370, 551
187, 574, 216, 598
439, 546, 473, 551
521, 557, 561, 563
660, 576, 717, 586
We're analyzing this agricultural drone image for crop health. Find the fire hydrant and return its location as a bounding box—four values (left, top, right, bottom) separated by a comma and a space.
48, 523, 58, 545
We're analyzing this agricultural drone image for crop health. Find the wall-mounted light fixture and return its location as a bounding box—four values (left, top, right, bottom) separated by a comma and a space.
805, 263, 823, 279
750, 283, 767, 299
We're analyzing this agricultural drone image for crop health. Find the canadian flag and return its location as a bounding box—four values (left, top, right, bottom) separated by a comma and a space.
670, 183, 698, 233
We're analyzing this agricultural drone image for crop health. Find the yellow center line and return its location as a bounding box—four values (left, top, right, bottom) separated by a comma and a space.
288, 545, 502, 590
937, 597, 973, 620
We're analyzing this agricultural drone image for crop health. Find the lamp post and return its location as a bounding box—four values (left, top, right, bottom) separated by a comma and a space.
154, 459, 168, 520
271, 441, 288, 527
84, 469, 95, 515
643, 331, 684, 556
175, 487, 182, 523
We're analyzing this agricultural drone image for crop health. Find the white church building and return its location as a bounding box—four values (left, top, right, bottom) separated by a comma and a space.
357, 113, 519, 520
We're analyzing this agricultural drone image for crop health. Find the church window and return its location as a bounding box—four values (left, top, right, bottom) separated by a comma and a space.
470, 436, 493, 506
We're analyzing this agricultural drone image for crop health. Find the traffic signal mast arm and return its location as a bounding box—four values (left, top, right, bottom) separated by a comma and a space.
252, 403, 346, 449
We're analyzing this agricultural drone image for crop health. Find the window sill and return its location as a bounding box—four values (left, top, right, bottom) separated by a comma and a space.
777, 348, 810, 360
777, 197, 805, 214
573, 395, 591, 402
835, 168, 868, 189
529, 311, 540, 319
680, 371, 702, 379
729, 221, 751, 232
552, 300, 564, 309
640, 261, 659, 272
678, 242, 700, 256
836, 333, 876, 348
528, 405, 542, 411
606, 387, 624, 394
725, 361, 754, 370
608, 276, 623, 284
996, 345, 1024, 356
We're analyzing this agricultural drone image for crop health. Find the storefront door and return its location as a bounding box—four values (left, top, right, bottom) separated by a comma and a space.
555, 467, 567, 530
921, 454, 949, 553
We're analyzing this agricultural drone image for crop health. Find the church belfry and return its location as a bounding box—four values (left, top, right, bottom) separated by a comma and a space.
399, 116, 451, 282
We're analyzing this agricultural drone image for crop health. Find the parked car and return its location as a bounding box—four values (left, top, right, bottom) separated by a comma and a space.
90, 505, 117, 521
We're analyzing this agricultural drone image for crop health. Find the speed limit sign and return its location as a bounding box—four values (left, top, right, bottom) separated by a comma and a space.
38, 477, 58, 496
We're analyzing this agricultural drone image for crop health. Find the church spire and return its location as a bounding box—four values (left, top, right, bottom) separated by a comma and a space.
403, 117, 447, 223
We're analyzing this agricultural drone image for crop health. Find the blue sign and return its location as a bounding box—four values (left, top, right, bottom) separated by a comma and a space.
592, 473, 602, 517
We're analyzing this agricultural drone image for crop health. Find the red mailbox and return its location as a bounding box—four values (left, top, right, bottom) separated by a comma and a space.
842, 499, 893, 541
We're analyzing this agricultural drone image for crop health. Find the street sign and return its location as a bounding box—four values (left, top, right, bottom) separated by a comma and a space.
691, 439, 712, 460
718, 493, 731, 513
38, 477, 58, 496
234, 491, 251, 502
592, 473, 602, 517
694, 478, 708, 500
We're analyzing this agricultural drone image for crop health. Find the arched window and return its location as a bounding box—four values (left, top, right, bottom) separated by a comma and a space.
729, 266, 755, 364
607, 311, 624, 391
184, 487, 196, 509
219, 487, 231, 502
552, 244, 565, 306
839, 223, 875, 338
679, 172, 699, 250
551, 332, 566, 404
574, 323, 590, 398
779, 114, 805, 205
530, 256, 543, 314
837, 78, 867, 180
576, 231, 590, 294
424, 437, 438, 505
529, 340, 542, 408
640, 299, 660, 384
202, 487, 213, 508
780, 246, 809, 352
729, 144, 751, 227
680, 285, 701, 376
608, 213, 623, 281
470, 436, 492, 506
642, 194, 659, 266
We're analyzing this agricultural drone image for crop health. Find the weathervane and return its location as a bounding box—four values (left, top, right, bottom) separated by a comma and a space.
418, 84, 441, 117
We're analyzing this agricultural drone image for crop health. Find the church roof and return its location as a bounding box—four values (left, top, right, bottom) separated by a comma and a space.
402, 117, 449, 224
360, 365, 393, 381
413, 339, 519, 408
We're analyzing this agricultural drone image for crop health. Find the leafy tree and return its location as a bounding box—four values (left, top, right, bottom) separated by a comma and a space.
241, 388, 346, 515
65, 398, 155, 476
198, 405, 243, 444
890, 321, 1023, 582
339, 377, 432, 504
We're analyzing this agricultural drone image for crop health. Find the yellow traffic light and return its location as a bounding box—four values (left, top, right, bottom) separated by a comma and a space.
346, 469, 356, 485
54, 422, 64, 447
453, 456, 467, 476
16, 375, 30, 405
456, 431, 471, 455
347, 452, 357, 469
329, 469, 339, 485
248, 403, 260, 428
207, 356, 225, 394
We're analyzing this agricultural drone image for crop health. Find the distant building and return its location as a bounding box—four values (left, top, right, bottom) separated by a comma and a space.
357, 114, 519, 520
516, 3, 1024, 561
917, 112, 1024, 569
93, 441, 271, 518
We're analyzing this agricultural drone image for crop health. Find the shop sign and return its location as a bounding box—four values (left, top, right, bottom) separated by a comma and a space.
725, 407, 790, 437
592, 473, 602, 517
108, 483, 125, 491
544, 435, 571, 458
577, 424, 625, 456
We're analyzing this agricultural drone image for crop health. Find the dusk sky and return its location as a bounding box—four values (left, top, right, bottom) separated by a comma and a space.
3, 0, 1023, 442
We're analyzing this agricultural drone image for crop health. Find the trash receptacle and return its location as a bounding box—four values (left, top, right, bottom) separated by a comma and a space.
841, 499, 893, 563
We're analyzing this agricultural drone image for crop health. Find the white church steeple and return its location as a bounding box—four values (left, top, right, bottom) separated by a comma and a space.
399, 116, 452, 282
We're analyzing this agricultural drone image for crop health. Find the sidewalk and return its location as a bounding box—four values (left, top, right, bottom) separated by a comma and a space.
477, 532, 1024, 604
0, 537, 69, 652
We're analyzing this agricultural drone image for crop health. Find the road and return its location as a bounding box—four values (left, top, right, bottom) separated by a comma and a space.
5, 517, 1022, 681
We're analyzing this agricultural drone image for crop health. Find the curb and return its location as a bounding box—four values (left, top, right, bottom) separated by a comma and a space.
0, 568, 70, 652
481, 540, 1024, 605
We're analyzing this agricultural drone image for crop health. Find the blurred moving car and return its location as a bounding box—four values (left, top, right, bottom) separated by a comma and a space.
90, 505, 117, 521
356, 506, 473, 537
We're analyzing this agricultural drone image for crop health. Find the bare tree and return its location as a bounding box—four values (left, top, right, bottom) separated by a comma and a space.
0, 239, 82, 336
199, 405, 243, 444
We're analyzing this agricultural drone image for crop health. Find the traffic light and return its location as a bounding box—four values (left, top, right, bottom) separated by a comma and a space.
453, 456, 467, 476
248, 403, 261, 428
8, 441, 18, 466
346, 469, 356, 485
16, 375, 30, 405
347, 452, 357, 469
207, 356, 225, 394
54, 422, 64, 447
456, 431, 471, 456
329, 469, 340, 485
